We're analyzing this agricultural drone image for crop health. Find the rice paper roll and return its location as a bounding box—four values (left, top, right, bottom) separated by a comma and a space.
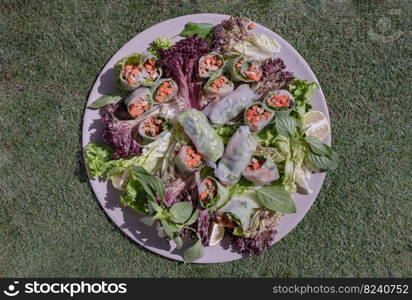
198, 52, 225, 78
115, 53, 152, 91
264, 89, 295, 111
124, 87, 152, 118
227, 56, 263, 83
202, 84, 258, 125
138, 115, 169, 141
150, 78, 178, 104
175, 145, 202, 174
204, 73, 234, 100
242, 156, 279, 186
244, 102, 274, 132
198, 176, 229, 209
177, 109, 224, 166
215, 126, 258, 185
218, 191, 261, 230
141, 54, 163, 86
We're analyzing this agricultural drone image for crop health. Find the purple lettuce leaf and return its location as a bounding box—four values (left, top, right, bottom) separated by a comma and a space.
102, 103, 142, 159
159, 35, 209, 110
254, 58, 295, 96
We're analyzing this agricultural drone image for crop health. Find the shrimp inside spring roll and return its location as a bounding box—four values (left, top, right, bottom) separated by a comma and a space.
199, 53, 225, 78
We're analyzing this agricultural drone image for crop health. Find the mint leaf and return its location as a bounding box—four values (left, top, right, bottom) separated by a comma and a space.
306, 149, 339, 170
161, 220, 176, 240
304, 135, 330, 156
185, 208, 200, 226
179, 22, 214, 39
169, 202, 193, 224
173, 236, 183, 249
88, 94, 122, 109
275, 113, 297, 137
183, 237, 204, 263
255, 186, 296, 213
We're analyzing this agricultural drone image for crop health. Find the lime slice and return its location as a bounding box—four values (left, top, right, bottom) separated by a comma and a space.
303, 111, 330, 140
209, 222, 225, 246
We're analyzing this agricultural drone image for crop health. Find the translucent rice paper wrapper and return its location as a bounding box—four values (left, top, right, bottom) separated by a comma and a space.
138, 114, 169, 141
215, 126, 258, 185
141, 53, 163, 86
124, 87, 152, 118
243, 102, 274, 133
175, 145, 201, 174
226, 56, 262, 83
150, 78, 179, 104
198, 52, 225, 78
202, 84, 258, 125
264, 89, 295, 112
115, 53, 149, 92
204, 73, 234, 100
242, 158, 279, 186
177, 109, 224, 167
198, 176, 229, 209
218, 191, 261, 230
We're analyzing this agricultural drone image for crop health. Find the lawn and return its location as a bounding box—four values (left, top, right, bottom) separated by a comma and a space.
0, 0, 411, 277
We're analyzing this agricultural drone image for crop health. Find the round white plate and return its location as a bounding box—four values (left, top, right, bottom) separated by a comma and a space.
82, 13, 331, 263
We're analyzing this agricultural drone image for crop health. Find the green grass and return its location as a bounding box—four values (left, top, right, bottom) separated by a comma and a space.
0, 0, 411, 277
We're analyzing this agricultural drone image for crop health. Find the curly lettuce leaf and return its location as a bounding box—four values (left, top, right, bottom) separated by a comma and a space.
289, 79, 318, 121
148, 37, 174, 57
85, 132, 172, 179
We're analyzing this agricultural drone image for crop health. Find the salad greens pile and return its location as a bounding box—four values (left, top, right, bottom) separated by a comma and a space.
86, 16, 338, 262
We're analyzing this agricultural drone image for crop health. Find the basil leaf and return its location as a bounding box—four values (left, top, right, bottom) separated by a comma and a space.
307, 148, 339, 170
88, 94, 122, 109
275, 113, 297, 137
185, 208, 200, 225
161, 220, 175, 240
173, 236, 183, 249
179, 22, 214, 39
304, 135, 330, 156
255, 186, 296, 213
183, 237, 204, 263
132, 166, 165, 201
169, 202, 193, 224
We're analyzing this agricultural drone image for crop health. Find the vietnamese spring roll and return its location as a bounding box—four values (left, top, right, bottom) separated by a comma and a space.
204, 73, 234, 100
198, 52, 225, 78
242, 156, 279, 186
202, 84, 259, 125
175, 145, 202, 174
115, 53, 152, 91
264, 89, 295, 111
198, 176, 229, 209
150, 78, 179, 104
138, 115, 169, 141
215, 126, 258, 185
141, 54, 163, 86
244, 102, 274, 132
227, 56, 263, 82
177, 109, 224, 167
123, 87, 152, 118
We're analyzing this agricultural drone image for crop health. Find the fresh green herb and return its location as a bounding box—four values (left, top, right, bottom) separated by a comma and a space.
306, 147, 339, 170
173, 236, 184, 249
214, 125, 238, 145
255, 186, 296, 213
88, 94, 122, 109
169, 202, 193, 224
304, 135, 330, 156
184, 208, 200, 226
179, 22, 214, 39
275, 113, 297, 137
183, 231, 204, 263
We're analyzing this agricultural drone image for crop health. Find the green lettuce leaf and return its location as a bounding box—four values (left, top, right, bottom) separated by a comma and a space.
232, 34, 281, 59
288, 79, 318, 122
